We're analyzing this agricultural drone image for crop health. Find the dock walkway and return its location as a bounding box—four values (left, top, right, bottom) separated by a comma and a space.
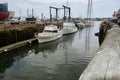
79, 26, 120, 80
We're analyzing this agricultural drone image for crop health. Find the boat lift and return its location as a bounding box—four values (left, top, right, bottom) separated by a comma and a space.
49, 5, 71, 22
49, 6, 64, 21
62, 5, 71, 20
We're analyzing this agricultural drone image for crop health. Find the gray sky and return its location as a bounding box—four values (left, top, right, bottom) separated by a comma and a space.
2, 0, 120, 18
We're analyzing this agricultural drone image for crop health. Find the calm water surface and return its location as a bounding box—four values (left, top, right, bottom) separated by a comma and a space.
0, 21, 100, 80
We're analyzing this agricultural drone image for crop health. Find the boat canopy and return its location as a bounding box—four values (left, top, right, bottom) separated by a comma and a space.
63, 22, 75, 26
44, 25, 58, 31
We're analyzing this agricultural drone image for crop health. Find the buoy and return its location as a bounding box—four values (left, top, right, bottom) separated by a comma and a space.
4, 49, 8, 52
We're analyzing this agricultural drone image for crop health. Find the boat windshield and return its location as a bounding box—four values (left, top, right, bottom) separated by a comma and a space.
44, 30, 58, 33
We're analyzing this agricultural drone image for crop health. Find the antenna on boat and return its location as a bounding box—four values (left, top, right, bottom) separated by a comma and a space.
67, 0, 69, 7
66, 0, 69, 19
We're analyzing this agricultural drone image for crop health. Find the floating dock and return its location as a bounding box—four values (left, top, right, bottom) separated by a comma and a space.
0, 38, 37, 54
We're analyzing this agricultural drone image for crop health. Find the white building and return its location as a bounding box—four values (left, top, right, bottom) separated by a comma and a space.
8, 11, 15, 18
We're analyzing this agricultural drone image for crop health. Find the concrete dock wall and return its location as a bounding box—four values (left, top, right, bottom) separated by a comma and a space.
79, 27, 120, 80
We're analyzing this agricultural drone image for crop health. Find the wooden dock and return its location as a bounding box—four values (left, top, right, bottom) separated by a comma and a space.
79, 26, 120, 80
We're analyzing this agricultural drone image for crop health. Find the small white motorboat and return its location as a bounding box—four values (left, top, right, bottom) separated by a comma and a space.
85, 20, 94, 26
36, 24, 62, 43
62, 22, 78, 35
77, 21, 85, 28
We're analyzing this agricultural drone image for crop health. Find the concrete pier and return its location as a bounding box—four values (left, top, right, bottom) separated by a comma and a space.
79, 26, 120, 80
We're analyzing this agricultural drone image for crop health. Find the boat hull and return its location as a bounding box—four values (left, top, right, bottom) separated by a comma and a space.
77, 23, 85, 28
62, 22, 78, 35
85, 20, 94, 27
37, 31, 62, 43
0, 12, 8, 21
62, 27, 78, 35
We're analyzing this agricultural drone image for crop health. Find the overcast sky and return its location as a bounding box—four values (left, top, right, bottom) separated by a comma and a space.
2, 0, 120, 18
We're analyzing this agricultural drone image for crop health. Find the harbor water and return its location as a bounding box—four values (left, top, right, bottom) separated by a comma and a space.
0, 21, 100, 80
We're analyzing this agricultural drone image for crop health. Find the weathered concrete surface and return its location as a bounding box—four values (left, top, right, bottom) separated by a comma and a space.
98, 21, 117, 45
79, 27, 120, 80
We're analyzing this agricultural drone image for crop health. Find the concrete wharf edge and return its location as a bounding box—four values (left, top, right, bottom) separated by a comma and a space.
79, 27, 120, 80
0, 38, 38, 54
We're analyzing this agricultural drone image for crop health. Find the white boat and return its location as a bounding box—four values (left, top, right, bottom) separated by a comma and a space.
36, 24, 62, 43
77, 21, 85, 28
85, 20, 94, 26
85, 0, 94, 27
62, 22, 78, 35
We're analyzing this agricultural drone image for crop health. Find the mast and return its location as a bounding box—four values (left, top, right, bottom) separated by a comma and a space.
87, 0, 90, 19
87, 0, 92, 19
90, 0, 92, 19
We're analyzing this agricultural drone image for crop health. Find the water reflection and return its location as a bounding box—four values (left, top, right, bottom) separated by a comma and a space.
78, 28, 84, 39
85, 27, 91, 53
34, 39, 62, 59
0, 45, 34, 79
0, 22, 99, 80
61, 34, 75, 64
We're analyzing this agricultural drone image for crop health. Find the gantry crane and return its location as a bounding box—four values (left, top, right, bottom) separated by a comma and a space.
49, 6, 64, 21
49, 5, 71, 22
62, 5, 71, 20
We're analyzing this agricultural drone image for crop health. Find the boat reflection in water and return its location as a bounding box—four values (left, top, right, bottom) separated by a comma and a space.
34, 38, 62, 58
